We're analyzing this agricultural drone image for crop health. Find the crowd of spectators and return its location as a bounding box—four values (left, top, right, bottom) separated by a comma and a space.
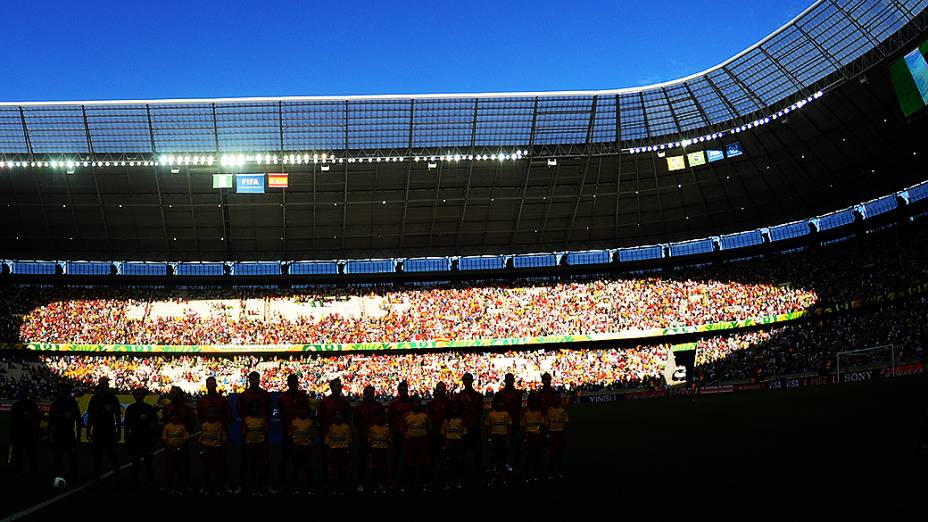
3, 217, 927, 347
1, 297, 925, 402
693, 298, 928, 383
8, 277, 816, 346
0, 345, 670, 401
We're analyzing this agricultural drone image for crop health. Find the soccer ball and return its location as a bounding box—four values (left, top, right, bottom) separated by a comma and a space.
53, 477, 67, 490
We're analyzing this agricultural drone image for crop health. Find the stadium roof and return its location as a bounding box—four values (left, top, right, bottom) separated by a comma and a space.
0, 0, 926, 262
1, 0, 925, 157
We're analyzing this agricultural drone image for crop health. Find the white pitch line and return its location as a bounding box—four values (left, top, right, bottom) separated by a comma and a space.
2, 433, 200, 522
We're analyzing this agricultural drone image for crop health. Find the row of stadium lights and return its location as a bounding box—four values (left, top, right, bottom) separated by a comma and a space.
0, 150, 528, 171
627, 91, 824, 154
0, 90, 823, 168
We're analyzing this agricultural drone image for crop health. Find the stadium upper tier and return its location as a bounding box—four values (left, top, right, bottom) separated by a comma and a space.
0, 0, 924, 156
0, 0, 926, 261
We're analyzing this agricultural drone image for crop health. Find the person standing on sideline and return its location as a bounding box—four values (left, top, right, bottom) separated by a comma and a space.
494, 373, 523, 472
9, 387, 40, 484
288, 399, 316, 494
388, 381, 414, 483
537, 372, 556, 415
427, 382, 451, 477
48, 383, 82, 484
367, 409, 391, 493
236, 371, 272, 491
124, 387, 159, 487
521, 392, 544, 480
355, 384, 383, 492
86, 377, 122, 486
545, 393, 569, 479
454, 372, 485, 478
162, 411, 189, 493
486, 396, 512, 483
318, 377, 351, 483
197, 376, 232, 492
277, 374, 310, 488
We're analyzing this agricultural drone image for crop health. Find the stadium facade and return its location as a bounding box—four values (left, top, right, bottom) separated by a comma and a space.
0, 0, 926, 270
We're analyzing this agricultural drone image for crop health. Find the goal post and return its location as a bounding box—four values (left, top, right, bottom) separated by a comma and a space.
836, 344, 895, 381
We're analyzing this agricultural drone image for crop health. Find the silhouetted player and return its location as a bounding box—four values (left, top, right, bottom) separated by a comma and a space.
9, 388, 40, 482
388, 381, 413, 481
86, 377, 122, 485
237, 371, 271, 491
455, 372, 484, 477
355, 384, 383, 491
318, 377, 351, 481
48, 383, 81, 483
277, 374, 309, 487
124, 387, 159, 486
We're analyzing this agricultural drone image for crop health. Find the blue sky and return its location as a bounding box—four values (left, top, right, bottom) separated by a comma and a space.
0, 0, 812, 101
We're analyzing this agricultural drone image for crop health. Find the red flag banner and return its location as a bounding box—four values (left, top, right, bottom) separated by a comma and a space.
268, 173, 289, 188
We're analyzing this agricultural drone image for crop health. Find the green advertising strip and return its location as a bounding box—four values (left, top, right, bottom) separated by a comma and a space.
1, 282, 925, 354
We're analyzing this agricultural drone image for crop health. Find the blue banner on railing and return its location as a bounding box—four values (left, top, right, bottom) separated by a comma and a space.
236, 173, 265, 194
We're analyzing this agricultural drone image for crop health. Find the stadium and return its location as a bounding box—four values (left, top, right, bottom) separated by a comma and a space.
1, 0, 927, 517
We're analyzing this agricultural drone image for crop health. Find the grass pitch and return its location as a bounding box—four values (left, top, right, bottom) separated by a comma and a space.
1, 374, 925, 519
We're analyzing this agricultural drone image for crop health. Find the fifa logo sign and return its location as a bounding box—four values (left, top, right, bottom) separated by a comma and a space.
236, 174, 266, 193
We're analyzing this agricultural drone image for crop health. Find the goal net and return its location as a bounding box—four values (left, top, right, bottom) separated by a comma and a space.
836, 344, 895, 380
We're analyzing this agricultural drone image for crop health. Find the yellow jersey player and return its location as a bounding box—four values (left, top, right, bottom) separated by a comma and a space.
441, 402, 467, 488
545, 394, 569, 479
324, 409, 351, 493
289, 400, 315, 493
486, 396, 512, 482
522, 393, 544, 481
367, 408, 391, 492
403, 399, 431, 490
243, 401, 268, 495
161, 413, 189, 493
199, 407, 227, 494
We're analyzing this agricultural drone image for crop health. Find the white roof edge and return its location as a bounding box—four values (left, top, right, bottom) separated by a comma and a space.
0, 1, 826, 107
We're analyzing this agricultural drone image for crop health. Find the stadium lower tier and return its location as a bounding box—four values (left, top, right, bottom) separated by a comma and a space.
0, 297, 924, 401
1, 218, 926, 347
